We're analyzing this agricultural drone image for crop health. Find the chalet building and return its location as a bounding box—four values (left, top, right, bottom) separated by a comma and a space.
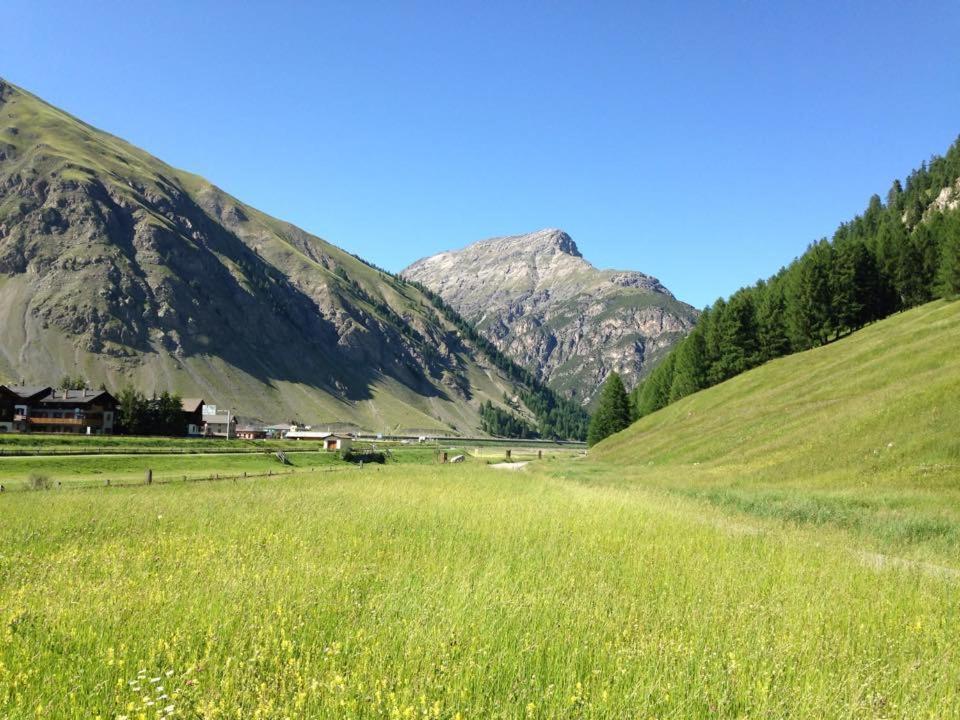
235, 425, 267, 440
264, 424, 294, 439
284, 428, 352, 450
0, 386, 118, 434
203, 413, 237, 438
181, 398, 205, 436
0, 385, 52, 433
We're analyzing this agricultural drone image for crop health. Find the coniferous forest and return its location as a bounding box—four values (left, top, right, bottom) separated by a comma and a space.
631, 137, 960, 421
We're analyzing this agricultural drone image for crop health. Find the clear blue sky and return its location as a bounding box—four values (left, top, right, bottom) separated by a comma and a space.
5, 1, 960, 307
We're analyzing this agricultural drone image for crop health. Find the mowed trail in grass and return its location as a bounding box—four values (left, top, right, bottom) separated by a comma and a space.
2, 466, 958, 718
591, 300, 960, 564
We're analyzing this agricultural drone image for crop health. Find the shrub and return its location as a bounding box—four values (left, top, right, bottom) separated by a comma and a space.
27, 473, 52, 491
341, 450, 387, 464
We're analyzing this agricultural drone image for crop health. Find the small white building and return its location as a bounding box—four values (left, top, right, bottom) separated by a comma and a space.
322, 435, 352, 452
286, 429, 333, 441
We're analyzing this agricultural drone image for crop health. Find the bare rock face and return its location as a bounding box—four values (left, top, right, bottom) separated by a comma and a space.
404, 229, 698, 405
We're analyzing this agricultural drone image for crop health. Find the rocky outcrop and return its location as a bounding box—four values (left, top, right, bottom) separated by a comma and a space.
404, 229, 697, 405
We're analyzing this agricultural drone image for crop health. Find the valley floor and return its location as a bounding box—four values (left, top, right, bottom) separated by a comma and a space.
2, 458, 957, 719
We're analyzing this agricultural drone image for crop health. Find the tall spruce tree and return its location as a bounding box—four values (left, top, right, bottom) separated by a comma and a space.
938, 213, 960, 298
668, 329, 707, 403
757, 276, 791, 361
587, 372, 632, 447
633, 353, 677, 420
712, 290, 759, 379
789, 241, 833, 348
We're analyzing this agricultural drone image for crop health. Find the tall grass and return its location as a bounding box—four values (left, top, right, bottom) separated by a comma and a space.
590, 300, 960, 562
1, 465, 958, 717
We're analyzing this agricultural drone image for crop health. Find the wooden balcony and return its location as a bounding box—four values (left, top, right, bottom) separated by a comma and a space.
28, 416, 101, 427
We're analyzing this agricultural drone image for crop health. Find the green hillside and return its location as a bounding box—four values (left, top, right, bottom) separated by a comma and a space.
0, 78, 586, 437
591, 299, 960, 558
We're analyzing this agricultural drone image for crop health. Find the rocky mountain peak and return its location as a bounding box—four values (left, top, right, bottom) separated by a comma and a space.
474, 228, 583, 260
529, 228, 582, 258
403, 231, 698, 406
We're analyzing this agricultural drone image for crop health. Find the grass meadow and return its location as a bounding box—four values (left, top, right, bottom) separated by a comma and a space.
2, 301, 959, 718
2, 463, 959, 719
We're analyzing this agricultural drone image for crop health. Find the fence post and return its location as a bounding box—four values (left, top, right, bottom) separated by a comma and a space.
145, 469, 152, 485
505, 449, 511, 461
538, 450, 542, 460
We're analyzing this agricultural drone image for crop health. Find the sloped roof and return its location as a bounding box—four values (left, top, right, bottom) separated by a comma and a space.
1, 385, 53, 400
40, 388, 116, 405
181, 398, 205, 413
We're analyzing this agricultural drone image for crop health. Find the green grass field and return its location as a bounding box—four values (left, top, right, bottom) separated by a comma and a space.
1, 301, 959, 717
592, 300, 960, 565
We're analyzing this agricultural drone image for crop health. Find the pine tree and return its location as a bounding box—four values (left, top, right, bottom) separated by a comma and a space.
830, 240, 879, 335
633, 354, 677, 419
756, 277, 791, 360
712, 290, 759, 380
938, 213, 960, 298
896, 235, 927, 308
668, 330, 707, 402
789, 241, 833, 348
587, 372, 632, 446
703, 298, 727, 385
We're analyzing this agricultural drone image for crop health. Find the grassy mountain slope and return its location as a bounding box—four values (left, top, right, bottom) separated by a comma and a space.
591, 300, 960, 559
0, 78, 581, 434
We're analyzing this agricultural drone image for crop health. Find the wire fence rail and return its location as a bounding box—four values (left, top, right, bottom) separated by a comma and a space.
0, 462, 362, 494
0, 446, 333, 458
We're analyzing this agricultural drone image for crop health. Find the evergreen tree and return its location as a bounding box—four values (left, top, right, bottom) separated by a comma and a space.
668, 330, 707, 403
154, 391, 184, 436
116, 387, 150, 435
915, 219, 944, 299
712, 289, 759, 380
938, 213, 960, 298
633, 353, 677, 419
756, 277, 791, 361
60, 374, 88, 390
830, 239, 879, 335
896, 235, 927, 308
587, 372, 632, 446
789, 241, 833, 348
703, 298, 727, 385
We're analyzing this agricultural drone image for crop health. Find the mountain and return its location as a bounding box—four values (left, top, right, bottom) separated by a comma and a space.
0, 78, 586, 436
403, 229, 698, 405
